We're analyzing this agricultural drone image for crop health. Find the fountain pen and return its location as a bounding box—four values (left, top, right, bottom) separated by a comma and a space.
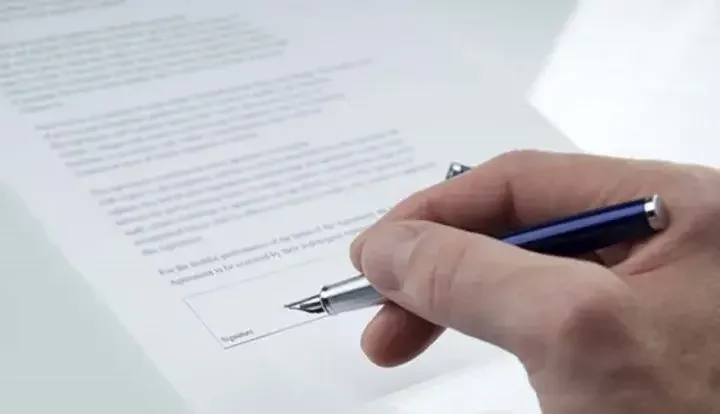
284, 165, 669, 316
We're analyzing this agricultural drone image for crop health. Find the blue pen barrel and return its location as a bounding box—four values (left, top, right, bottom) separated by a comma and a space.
285, 168, 670, 317
500, 197, 663, 257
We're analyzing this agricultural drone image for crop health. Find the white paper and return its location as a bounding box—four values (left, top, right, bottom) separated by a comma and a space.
530, 0, 720, 165
0, 1, 576, 412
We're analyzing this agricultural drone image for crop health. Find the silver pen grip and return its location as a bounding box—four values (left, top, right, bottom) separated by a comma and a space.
321, 275, 384, 315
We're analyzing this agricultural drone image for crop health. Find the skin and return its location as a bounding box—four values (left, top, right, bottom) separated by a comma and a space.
349, 150, 720, 414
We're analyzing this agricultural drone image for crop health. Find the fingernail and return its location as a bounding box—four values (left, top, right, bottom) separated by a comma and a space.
360, 223, 421, 291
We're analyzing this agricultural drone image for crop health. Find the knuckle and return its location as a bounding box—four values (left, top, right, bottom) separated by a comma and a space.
556, 281, 636, 355
405, 228, 473, 317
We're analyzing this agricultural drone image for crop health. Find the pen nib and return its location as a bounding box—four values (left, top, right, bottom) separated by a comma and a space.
283, 295, 326, 314
283, 302, 303, 311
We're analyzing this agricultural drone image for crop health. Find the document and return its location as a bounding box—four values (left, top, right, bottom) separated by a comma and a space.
0, 1, 576, 412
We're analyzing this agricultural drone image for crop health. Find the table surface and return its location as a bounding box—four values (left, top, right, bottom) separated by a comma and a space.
6, 1, 718, 413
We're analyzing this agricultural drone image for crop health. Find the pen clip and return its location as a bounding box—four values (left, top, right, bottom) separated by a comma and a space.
445, 162, 472, 180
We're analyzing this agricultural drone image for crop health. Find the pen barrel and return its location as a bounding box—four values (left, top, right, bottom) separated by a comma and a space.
295, 164, 670, 318
320, 275, 385, 315
501, 195, 667, 257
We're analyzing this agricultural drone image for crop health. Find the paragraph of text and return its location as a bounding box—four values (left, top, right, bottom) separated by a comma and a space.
160, 209, 388, 286
0, 15, 287, 112
35, 61, 368, 176
89, 129, 434, 256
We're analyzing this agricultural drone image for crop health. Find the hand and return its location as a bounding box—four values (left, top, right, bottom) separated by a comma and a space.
350, 150, 720, 414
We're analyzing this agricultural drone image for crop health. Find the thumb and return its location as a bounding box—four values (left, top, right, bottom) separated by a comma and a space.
357, 220, 631, 366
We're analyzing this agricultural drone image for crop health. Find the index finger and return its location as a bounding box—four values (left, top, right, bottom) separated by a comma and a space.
351, 149, 712, 269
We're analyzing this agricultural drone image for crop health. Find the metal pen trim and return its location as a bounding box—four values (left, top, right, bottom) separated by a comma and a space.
285, 276, 385, 315
644, 194, 668, 231
319, 285, 336, 315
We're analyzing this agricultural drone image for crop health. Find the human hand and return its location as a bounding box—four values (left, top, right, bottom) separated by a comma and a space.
350, 150, 720, 414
